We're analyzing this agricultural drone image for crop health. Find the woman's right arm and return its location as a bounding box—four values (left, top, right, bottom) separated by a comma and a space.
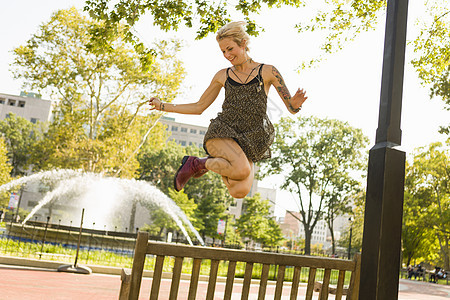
149, 70, 225, 115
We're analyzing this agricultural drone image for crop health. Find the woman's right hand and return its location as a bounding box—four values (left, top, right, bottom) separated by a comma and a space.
149, 97, 162, 111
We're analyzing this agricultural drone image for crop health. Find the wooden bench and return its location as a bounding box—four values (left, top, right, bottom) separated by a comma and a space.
119, 231, 360, 300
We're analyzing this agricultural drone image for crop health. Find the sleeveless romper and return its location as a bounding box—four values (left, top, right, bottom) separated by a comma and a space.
203, 64, 275, 162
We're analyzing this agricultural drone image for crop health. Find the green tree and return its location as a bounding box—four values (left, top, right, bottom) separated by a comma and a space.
11, 8, 184, 177
0, 113, 41, 176
406, 142, 450, 270
261, 116, 368, 255
338, 189, 365, 257
0, 137, 12, 208
402, 160, 433, 267
236, 193, 284, 247
411, 1, 450, 134
142, 188, 202, 239
325, 178, 359, 255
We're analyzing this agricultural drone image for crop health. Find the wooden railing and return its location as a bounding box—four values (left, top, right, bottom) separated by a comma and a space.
119, 231, 360, 300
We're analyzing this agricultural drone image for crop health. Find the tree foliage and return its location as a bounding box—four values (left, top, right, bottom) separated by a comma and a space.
0, 114, 41, 176
84, 0, 304, 66
404, 142, 450, 270
236, 193, 284, 247
0, 137, 12, 208
338, 188, 365, 257
325, 177, 360, 255
142, 188, 202, 238
410, 1, 450, 134
296, 0, 386, 68
260, 115, 368, 254
11, 8, 184, 177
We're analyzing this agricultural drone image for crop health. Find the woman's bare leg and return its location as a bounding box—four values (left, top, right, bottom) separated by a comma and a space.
221, 161, 254, 198
205, 138, 254, 198
204, 138, 251, 180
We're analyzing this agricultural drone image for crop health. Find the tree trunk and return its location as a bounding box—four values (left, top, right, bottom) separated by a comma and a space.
436, 231, 450, 270
328, 220, 336, 255
304, 229, 312, 255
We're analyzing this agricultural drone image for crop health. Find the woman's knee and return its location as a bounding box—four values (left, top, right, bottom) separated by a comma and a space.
229, 184, 252, 199
231, 162, 251, 180
227, 177, 252, 198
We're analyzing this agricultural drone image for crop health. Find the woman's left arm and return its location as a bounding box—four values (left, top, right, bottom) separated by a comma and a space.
267, 65, 308, 114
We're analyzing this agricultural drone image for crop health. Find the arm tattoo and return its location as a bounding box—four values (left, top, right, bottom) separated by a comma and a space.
272, 66, 291, 101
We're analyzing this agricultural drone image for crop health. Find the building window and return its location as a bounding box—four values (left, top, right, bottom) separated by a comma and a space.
171, 126, 178, 132
8, 99, 16, 106
181, 127, 187, 133
198, 143, 203, 148
190, 129, 197, 134
200, 130, 206, 135
18, 101, 26, 108
0, 98, 5, 104
189, 142, 193, 146
180, 140, 186, 146
30, 118, 37, 124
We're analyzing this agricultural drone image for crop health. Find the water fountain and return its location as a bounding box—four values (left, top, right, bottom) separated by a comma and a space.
0, 169, 204, 246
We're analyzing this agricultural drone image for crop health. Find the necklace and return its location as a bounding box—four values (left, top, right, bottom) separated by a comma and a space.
231, 62, 259, 84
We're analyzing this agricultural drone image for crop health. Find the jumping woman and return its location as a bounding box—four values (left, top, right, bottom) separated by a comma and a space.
149, 21, 308, 198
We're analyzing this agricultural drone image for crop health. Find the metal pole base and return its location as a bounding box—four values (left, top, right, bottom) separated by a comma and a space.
58, 264, 92, 275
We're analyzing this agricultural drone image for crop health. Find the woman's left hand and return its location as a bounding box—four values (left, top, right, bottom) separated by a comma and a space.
290, 88, 308, 112
149, 97, 162, 111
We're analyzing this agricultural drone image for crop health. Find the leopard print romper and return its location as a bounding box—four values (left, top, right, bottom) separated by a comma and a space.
203, 64, 275, 162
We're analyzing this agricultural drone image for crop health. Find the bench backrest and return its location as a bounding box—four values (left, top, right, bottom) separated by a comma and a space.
123, 231, 360, 300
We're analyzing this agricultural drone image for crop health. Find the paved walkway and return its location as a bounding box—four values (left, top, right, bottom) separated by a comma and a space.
0, 264, 449, 299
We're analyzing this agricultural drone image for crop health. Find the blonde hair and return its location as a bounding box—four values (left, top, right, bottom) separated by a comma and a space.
216, 21, 250, 51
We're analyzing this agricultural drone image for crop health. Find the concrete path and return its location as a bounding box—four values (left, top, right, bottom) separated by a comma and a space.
0, 264, 449, 299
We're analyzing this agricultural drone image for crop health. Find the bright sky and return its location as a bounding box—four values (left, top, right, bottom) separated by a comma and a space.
1, 1, 449, 216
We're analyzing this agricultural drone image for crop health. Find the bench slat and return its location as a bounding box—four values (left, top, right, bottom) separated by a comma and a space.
258, 264, 270, 300
348, 253, 361, 300
335, 270, 346, 300
241, 262, 253, 300
319, 268, 331, 300
169, 256, 183, 300
150, 255, 165, 300
224, 261, 236, 300
274, 265, 286, 300
119, 268, 131, 300
206, 259, 219, 300
306, 267, 317, 300
290, 266, 302, 300
145, 242, 354, 271
129, 232, 150, 300
188, 258, 202, 300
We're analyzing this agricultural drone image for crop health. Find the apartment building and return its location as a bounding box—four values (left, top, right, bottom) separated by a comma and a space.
279, 211, 328, 246
159, 116, 207, 148
0, 92, 52, 123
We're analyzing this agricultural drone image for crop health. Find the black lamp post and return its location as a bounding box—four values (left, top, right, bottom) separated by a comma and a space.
347, 217, 353, 260
359, 0, 409, 299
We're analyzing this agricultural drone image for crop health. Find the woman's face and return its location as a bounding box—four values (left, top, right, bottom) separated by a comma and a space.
218, 38, 247, 66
